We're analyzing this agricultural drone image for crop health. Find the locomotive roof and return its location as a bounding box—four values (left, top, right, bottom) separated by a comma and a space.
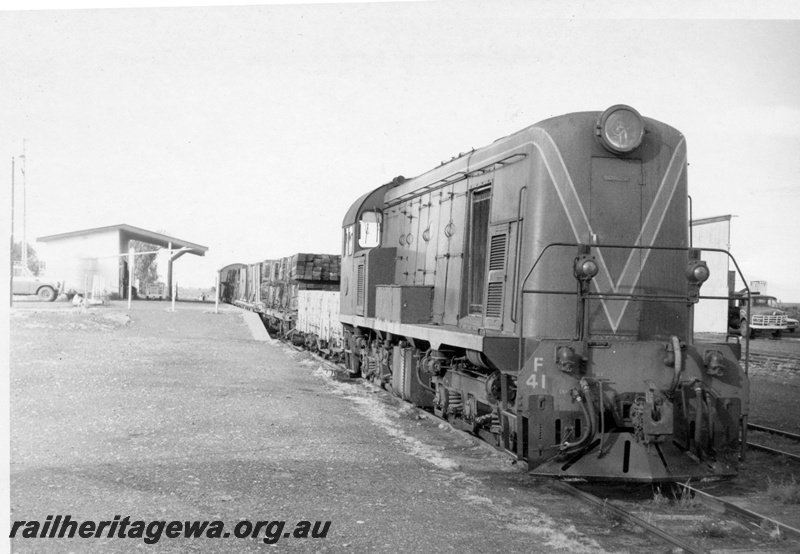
342, 181, 393, 227
344, 107, 680, 220
383, 109, 680, 206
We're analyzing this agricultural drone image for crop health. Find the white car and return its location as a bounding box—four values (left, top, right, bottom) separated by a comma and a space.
787, 317, 799, 333
12, 265, 61, 301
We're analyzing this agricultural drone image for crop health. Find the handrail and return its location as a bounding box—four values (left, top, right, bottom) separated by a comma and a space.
520, 289, 736, 302
510, 186, 526, 323
515, 242, 751, 374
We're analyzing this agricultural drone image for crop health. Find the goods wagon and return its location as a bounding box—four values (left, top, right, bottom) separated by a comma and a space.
218, 254, 342, 354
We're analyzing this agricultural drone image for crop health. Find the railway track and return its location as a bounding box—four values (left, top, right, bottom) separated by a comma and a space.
748, 423, 800, 463
560, 421, 800, 552
560, 480, 800, 553
748, 351, 800, 372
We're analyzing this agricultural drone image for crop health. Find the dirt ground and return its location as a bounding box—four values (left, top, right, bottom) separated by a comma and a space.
10, 299, 800, 553
695, 331, 800, 432
10, 301, 642, 554
745, 334, 800, 433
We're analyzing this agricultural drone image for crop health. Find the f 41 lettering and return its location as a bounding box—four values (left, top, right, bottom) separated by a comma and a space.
526, 357, 546, 388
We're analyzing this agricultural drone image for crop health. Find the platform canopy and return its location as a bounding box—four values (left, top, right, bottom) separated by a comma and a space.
38, 223, 208, 256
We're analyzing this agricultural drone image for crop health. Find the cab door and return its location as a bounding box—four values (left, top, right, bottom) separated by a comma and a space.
588, 157, 643, 336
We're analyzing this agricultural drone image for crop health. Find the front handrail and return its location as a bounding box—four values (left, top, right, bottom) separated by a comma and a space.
515, 243, 751, 374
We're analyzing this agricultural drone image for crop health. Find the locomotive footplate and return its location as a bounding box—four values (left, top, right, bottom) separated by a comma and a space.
528, 431, 738, 483
521, 388, 740, 482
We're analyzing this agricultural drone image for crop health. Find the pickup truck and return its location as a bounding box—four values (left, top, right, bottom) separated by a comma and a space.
729, 293, 787, 339
12, 265, 61, 301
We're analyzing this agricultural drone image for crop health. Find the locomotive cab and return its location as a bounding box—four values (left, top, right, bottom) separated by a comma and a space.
340, 181, 398, 378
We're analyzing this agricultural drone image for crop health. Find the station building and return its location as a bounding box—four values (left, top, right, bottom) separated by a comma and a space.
37, 224, 208, 299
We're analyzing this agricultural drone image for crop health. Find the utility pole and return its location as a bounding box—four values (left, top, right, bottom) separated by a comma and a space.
19, 140, 27, 270
10, 157, 15, 307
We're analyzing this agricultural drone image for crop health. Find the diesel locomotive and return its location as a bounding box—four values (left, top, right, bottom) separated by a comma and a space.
339, 105, 750, 482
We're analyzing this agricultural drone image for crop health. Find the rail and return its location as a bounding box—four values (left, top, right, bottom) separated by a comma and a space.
679, 482, 800, 543
747, 423, 800, 463
552, 481, 705, 553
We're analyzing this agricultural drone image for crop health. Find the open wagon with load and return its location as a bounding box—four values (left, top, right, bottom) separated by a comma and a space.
218, 254, 343, 357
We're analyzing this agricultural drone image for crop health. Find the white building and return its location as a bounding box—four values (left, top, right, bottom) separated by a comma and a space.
691, 215, 733, 333
37, 224, 208, 299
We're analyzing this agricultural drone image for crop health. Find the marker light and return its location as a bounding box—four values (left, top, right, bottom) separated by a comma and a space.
556, 346, 579, 373
704, 349, 725, 377
596, 105, 645, 154
574, 255, 599, 281
685, 260, 710, 285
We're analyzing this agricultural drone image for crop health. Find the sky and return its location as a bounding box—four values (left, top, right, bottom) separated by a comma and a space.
1, 1, 800, 301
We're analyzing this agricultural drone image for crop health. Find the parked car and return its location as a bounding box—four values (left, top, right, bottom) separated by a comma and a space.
787, 317, 799, 333
729, 292, 788, 339
12, 265, 61, 301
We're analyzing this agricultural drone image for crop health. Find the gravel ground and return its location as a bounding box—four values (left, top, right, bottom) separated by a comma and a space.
10, 301, 632, 554
12, 300, 800, 553
697, 332, 800, 433
741, 335, 800, 434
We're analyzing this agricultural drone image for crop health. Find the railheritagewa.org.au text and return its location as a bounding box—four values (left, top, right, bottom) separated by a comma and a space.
10, 515, 331, 545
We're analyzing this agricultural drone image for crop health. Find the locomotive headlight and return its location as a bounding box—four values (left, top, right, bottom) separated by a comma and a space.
685, 260, 710, 285
596, 105, 645, 154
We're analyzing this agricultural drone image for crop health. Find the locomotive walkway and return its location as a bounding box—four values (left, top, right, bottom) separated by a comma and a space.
10, 300, 630, 553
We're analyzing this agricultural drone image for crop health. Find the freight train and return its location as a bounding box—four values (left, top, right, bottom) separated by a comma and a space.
223, 105, 750, 483
219, 254, 342, 353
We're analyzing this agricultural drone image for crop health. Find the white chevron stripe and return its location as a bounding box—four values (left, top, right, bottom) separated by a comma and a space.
602, 138, 686, 331
495, 128, 686, 333
488, 128, 686, 334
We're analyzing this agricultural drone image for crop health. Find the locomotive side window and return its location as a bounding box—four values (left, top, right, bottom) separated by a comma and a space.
467, 187, 492, 315
358, 210, 382, 249
343, 225, 355, 257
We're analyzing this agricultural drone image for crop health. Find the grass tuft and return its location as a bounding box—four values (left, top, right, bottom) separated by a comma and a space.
767, 475, 800, 504
695, 520, 730, 538
651, 485, 670, 507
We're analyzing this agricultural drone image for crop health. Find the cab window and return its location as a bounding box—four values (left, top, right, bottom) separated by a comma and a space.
753, 297, 778, 308
343, 225, 355, 257
358, 210, 381, 249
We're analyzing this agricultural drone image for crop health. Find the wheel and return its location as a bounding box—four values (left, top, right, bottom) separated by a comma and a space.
343, 329, 362, 377
740, 319, 755, 339
346, 351, 361, 378
37, 286, 57, 302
